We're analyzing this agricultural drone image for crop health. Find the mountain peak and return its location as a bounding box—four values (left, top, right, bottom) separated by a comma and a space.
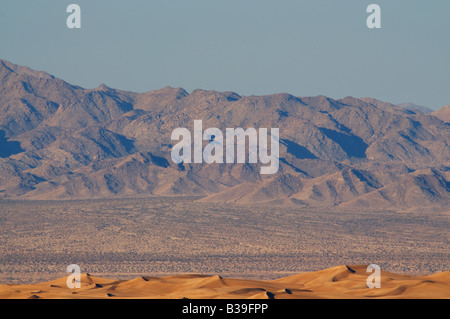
432, 105, 450, 123
0, 59, 14, 72
0, 59, 54, 80
397, 103, 433, 114
95, 83, 113, 91
156, 86, 189, 96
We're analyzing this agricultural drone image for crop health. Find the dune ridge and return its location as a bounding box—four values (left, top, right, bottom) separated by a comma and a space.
1, 265, 448, 299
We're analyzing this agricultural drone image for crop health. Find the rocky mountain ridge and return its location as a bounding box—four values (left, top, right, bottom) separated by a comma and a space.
0, 59, 449, 209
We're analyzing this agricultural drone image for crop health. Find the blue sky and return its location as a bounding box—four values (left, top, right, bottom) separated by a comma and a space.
0, 0, 449, 109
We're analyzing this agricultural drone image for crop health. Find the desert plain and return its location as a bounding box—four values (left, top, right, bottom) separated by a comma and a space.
0, 197, 448, 299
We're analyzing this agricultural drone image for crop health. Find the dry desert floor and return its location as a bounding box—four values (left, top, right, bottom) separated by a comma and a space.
0, 265, 449, 299
0, 198, 448, 299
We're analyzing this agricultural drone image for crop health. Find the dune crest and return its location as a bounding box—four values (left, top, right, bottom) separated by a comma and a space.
1, 265, 448, 299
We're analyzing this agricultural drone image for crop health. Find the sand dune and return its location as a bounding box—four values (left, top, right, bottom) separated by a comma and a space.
1, 265, 448, 299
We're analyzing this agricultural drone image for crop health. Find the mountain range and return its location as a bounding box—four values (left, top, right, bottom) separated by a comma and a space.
0, 59, 449, 209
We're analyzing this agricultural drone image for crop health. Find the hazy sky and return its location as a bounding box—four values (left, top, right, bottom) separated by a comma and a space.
0, 0, 449, 109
